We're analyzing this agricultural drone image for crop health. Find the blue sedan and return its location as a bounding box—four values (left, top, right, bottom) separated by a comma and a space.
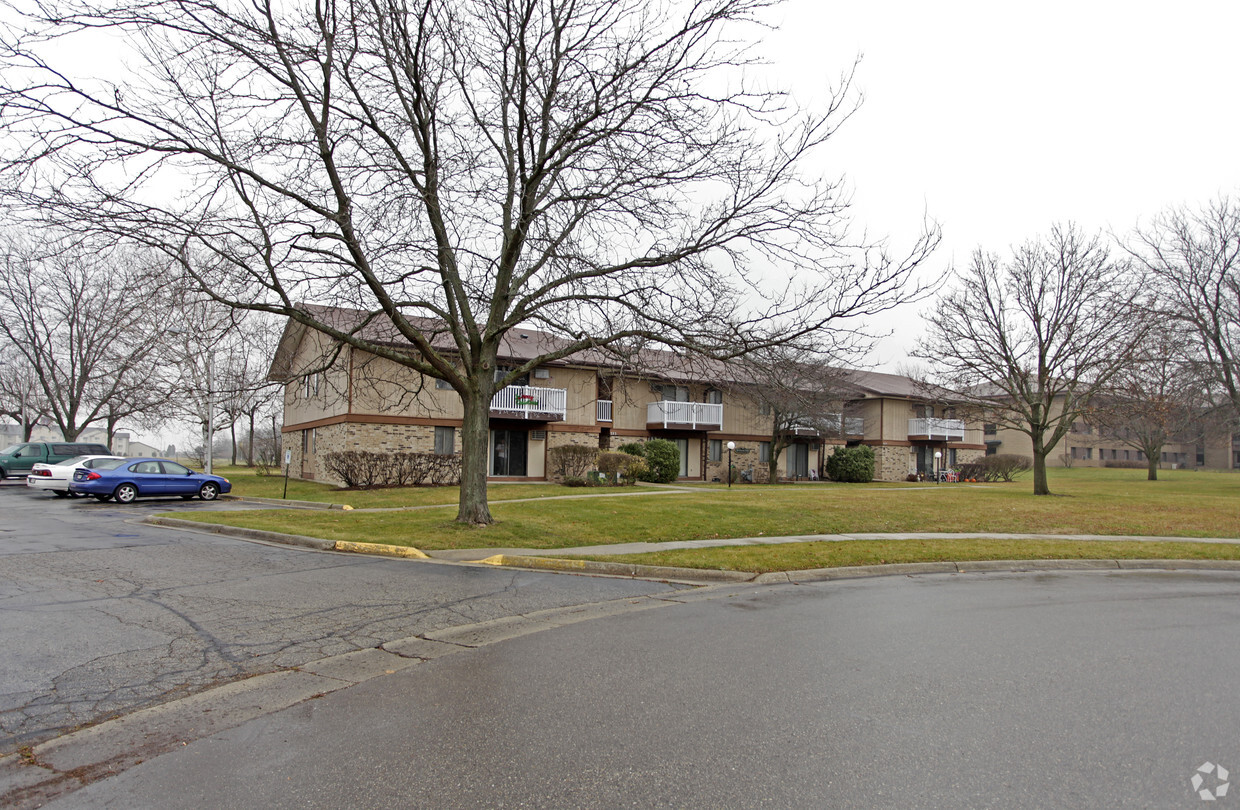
70, 458, 232, 503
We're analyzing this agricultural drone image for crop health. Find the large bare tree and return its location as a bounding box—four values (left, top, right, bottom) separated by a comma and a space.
0, 233, 172, 442
0, 0, 937, 523
1129, 196, 1240, 424
916, 224, 1147, 495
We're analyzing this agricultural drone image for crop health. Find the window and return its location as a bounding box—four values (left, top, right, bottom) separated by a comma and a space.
758, 401, 771, 416
983, 423, 997, 435
759, 442, 771, 463
161, 461, 192, 475
434, 426, 455, 455
1084, 448, 1093, 460
708, 439, 722, 462
705, 389, 723, 405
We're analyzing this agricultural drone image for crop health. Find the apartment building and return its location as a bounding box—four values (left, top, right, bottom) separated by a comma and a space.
269, 305, 987, 485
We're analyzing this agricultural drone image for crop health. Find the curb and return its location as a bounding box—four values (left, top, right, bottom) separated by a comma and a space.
334, 541, 430, 559
473, 554, 755, 583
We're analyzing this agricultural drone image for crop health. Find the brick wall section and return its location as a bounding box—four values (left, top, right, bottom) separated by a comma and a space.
293, 422, 440, 486
873, 445, 911, 482
705, 440, 770, 484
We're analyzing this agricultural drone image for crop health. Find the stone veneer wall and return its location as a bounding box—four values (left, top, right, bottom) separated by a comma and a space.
291, 421, 441, 486
544, 429, 602, 482
704, 440, 770, 484
872, 445, 912, 483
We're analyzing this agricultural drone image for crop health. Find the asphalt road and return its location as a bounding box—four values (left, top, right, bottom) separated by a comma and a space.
44, 567, 1240, 809
0, 480, 689, 753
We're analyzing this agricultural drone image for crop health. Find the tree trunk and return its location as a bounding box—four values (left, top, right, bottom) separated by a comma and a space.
246, 411, 256, 466
456, 391, 494, 525
1031, 431, 1052, 495
230, 421, 238, 465
1147, 456, 1158, 481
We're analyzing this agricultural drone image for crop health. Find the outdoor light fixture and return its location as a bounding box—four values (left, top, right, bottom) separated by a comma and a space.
726, 441, 736, 489
934, 450, 942, 485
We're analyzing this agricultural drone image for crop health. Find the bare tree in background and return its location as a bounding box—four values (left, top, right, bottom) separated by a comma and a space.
1129, 197, 1240, 425
1, 0, 938, 523
0, 233, 172, 442
916, 224, 1147, 495
0, 348, 48, 440
724, 349, 851, 483
1086, 327, 1211, 481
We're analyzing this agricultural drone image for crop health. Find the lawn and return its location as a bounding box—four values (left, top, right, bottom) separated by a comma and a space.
174, 468, 1240, 561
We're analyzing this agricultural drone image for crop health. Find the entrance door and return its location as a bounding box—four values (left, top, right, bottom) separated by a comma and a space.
675, 438, 689, 478
490, 429, 528, 476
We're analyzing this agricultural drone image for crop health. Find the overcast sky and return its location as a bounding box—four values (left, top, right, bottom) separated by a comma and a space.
759, 0, 1240, 370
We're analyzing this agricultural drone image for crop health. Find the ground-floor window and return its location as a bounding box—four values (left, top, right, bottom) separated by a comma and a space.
434, 426, 455, 455
490, 429, 528, 476
708, 438, 722, 462
759, 441, 771, 463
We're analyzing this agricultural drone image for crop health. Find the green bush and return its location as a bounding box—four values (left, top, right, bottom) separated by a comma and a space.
597, 451, 647, 485
825, 445, 875, 483
617, 442, 645, 457
640, 438, 680, 483
548, 444, 597, 479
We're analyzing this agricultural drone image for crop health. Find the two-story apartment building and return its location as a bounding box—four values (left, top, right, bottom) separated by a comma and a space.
269, 305, 987, 485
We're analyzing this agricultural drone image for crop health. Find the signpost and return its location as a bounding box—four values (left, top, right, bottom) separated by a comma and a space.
283, 449, 292, 499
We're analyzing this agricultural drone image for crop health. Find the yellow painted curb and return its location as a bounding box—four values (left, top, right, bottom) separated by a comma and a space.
342, 505, 354, 510
333, 541, 429, 559
476, 554, 587, 571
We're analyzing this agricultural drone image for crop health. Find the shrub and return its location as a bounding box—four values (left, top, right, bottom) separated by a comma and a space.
639, 438, 680, 483
957, 461, 985, 482
597, 451, 647, 484
548, 444, 597, 479
1104, 459, 1146, 469
562, 475, 590, 487
986, 454, 1032, 482
825, 445, 875, 483
322, 451, 462, 488
617, 442, 646, 457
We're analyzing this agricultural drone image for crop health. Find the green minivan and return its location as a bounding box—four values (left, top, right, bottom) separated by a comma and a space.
0, 441, 113, 479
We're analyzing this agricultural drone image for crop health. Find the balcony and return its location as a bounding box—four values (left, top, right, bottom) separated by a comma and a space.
490, 385, 567, 421
907, 418, 966, 441
646, 401, 723, 431
597, 399, 613, 422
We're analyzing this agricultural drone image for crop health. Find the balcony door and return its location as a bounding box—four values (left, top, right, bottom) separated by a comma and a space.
490, 429, 528, 477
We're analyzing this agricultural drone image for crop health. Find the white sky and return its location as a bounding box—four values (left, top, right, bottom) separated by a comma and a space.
760, 0, 1240, 370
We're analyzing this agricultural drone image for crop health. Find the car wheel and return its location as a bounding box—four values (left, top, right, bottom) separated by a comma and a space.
114, 483, 139, 504
94, 494, 111, 502
198, 482, 220, 501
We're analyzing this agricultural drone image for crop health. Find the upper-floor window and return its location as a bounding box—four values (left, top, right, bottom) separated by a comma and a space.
656, 384, 689, 402
301, 372, 321, 399
705, 389, 722, 405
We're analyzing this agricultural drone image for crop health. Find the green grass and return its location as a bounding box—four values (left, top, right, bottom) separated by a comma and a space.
174, 467, 1240, 556
576, 538, 1240, 573
215, 465, 571, 508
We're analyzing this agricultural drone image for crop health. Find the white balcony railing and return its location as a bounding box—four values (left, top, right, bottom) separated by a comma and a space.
908, 418, 966, 441
597, 399, 613, 422
490, 385, 567, 420
646, 401, 723, 429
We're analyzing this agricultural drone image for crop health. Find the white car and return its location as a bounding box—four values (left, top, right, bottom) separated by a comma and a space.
26, 455, 126, 497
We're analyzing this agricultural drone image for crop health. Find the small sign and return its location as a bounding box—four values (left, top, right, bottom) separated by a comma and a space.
284, 450, 292, 465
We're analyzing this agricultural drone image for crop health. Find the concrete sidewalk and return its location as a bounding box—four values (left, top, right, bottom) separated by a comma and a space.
424, 531, 1240, 562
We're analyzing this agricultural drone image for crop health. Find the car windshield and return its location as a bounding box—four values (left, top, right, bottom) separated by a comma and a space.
58, 456, 90, 466
1, 445, 21, 455
92, 458, 129, 470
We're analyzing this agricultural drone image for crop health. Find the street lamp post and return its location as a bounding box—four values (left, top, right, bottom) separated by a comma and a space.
934, 450, 942, 485
726, 441, 735, 489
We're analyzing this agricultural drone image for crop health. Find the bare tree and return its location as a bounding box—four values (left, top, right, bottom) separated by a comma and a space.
1086, 328, 1214, 481
1129, 196, 1240, 425
0, 232, 172, 442
724, 349, 851, 482
916, 224, 1148, 495
0, 348, 48, 440
1, 0, 938, 523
